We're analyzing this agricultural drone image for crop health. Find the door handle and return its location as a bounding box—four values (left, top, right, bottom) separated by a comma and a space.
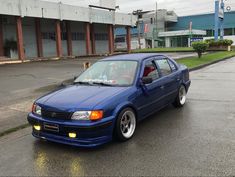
160, 85, 165, 90
176, 78, 180, 81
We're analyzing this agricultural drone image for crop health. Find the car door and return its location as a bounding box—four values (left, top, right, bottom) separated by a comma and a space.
134, 58, 166, 120
154, 57, 181, 105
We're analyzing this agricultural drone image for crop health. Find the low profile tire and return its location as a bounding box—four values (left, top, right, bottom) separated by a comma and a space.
173, 85, 187, 108
114, 108, 136, 142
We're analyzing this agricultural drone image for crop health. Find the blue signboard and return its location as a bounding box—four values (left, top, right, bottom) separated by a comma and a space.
190, 37, 203, 44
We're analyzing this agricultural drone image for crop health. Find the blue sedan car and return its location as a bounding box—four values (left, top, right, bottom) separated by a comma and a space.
28, 53, 191, 147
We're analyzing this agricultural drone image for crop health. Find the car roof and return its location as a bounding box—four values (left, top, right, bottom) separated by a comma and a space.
101, 53, 166, 62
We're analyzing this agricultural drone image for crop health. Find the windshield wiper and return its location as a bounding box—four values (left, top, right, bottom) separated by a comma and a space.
92, 82, 115, 87
74, 81, 92, 85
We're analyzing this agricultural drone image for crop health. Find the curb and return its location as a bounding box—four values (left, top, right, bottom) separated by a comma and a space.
133, 50, 195, 53
189, 55, 235, 72
0, 53, 126, 66
0, 55, 234, 137
0, 124, 30, 138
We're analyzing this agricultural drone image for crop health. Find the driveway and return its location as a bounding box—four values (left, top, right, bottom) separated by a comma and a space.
0, 57, 235, 176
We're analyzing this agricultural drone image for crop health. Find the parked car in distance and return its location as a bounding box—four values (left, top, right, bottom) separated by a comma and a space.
28, 53, 191, 148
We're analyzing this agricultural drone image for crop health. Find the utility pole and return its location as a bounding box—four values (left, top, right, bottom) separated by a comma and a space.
214, 0, 226, 40
188, 21, 193, 47
220, 0, 225, 40
133, 9, 143, 49
214, 0, 219, 40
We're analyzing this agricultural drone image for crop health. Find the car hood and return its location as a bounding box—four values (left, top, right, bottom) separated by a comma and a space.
36, 85, 129, 111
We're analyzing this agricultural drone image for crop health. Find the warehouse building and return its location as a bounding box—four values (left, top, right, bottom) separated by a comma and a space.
0, 0, 136, 60
115, 10, 235, 48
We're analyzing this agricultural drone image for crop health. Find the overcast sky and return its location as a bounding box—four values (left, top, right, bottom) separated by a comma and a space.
45, 0, 235, 16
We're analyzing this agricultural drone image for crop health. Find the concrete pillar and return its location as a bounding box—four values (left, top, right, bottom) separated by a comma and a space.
0, 17, 4, 56
66, 21, 73, 56
55, 20, 62, 57
35, 18, 43, 57
85, 22, 91, 55
165, 37, 171, 48
151, 39, 154, 48
188, 38, 191, 47
108, 24, 114, 54
126, 26, 131, 53
90, 24, 96, 55
112, 26, 115, 51
16, 16, 25, 61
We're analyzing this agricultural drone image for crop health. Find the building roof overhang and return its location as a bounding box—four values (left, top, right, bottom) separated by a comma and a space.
158, 29, 206, 37
0, 0, 137, 26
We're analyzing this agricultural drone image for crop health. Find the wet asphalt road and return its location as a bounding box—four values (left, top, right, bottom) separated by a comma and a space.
1, 57, 235, 176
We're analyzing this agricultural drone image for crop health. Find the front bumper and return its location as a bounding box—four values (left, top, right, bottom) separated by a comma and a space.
27, 113, 115, 148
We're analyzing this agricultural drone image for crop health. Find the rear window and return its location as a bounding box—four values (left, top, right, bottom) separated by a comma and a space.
155, 59, 172, 76
168, 60, 177, 72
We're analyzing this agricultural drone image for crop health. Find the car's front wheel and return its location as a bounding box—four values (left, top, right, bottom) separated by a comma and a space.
173, 85, 187, 108
115, 108, 136, 141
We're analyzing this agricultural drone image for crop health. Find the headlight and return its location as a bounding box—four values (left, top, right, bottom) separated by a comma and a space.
32, 103, 42, 116
71, 111, 103, 121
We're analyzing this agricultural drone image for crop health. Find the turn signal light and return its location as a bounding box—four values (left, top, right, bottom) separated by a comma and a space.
90, 111, 103, 121
34, 125, 41, 131
69, 133, 77, 138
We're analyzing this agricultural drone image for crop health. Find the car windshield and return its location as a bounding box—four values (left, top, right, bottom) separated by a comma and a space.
75, 60, 138, 86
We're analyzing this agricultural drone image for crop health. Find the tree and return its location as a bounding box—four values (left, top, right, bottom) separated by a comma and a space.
192, 41, 209, 58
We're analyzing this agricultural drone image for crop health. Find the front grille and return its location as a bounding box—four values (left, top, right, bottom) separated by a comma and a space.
41, 109, 72, 120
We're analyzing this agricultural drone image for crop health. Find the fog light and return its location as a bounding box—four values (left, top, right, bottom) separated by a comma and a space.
68, 133, 77, 138
34, 125, 41, 131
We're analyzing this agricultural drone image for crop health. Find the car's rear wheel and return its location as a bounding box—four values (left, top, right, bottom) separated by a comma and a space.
115, 108, 136, 141
173, 85, 187, 108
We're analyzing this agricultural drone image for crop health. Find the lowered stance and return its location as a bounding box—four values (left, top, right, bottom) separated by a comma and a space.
28, 54, 191, 147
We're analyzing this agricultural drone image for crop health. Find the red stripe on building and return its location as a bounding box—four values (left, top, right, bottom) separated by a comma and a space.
85, 22, 91, 55
55, 20, 62, 57
108, 24, 114, 55
126, 26, 131, 53
16, 16, 25, 61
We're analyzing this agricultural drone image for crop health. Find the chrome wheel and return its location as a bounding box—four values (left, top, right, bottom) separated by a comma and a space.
179, 85, 186, 105
120, 110, 136, 139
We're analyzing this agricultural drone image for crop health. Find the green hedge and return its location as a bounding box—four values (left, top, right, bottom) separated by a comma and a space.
205, 39, 233, 47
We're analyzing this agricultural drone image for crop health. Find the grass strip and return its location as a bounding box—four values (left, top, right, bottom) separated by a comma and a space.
177, 51, 235, 69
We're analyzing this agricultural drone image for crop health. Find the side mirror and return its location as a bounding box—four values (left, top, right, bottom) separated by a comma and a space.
142, 77, 153, 85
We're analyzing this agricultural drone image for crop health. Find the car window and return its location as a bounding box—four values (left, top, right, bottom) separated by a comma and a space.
168, 59, 177, 72
142, 60, 159, 80
155, 59, 172, 76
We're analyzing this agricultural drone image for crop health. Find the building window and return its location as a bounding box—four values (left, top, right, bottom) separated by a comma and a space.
150, 18, 153, 24
115, 37, 125, 43
206, 30, 213, 37
224, 28, 233, 36
62, 32, 67, 40
42, 32, 55, 40
95, 33, 108, 40
71, 32, 85, 40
